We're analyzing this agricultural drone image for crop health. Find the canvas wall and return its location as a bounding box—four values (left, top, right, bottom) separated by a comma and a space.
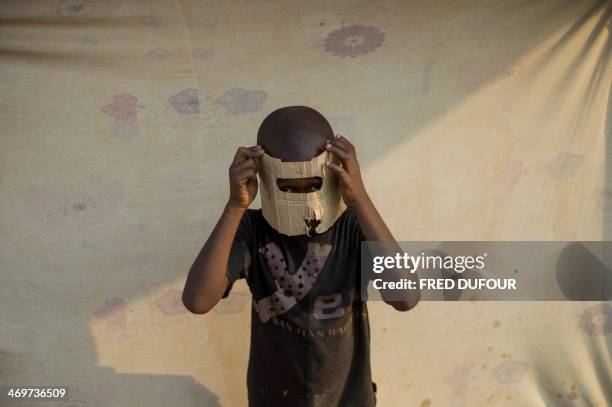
1, 0, 611, 406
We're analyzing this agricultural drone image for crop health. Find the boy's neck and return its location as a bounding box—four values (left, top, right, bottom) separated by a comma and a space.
284, 232, 320, 247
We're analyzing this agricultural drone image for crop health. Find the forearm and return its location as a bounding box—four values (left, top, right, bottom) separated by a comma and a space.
182, 202, 245, 314
351, 194, 396, 243
323, 134, 420, 310
352, 195, 421, 311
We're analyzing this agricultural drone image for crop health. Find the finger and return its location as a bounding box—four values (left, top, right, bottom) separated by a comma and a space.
335, 133, 355, 151
333, 134, 354, 152
326, 140, 358, 172
250, 146, 265, 158
327, 138, 350, 155
325, 161, 349, 183
233, 157, 257, 172
232, 147, 250, 165
236, 168, 257, 184
325, 142, 348, 163
331, 135, 359, 172
232, 145, 263, 165
332, 136, 357, 163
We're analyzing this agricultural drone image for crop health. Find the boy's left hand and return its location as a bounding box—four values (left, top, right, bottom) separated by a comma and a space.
325, 134, 369, 208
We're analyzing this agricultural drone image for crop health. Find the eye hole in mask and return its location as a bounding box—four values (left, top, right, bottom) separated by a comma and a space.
277, 177, 322, 193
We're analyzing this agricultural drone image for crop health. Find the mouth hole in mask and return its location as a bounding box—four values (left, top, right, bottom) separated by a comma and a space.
277, 177, 322, 193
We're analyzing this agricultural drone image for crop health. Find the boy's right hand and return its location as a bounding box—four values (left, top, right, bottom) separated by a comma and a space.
228, 145, 265, 209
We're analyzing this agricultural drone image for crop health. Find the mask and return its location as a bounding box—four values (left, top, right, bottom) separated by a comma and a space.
256, 149, 347, 236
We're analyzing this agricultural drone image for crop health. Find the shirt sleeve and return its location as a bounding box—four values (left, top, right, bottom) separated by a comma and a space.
347, 208, 376, 297
221, 209, 253, 299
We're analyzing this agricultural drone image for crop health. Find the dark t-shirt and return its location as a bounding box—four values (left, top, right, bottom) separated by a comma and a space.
222, 207, 377, 407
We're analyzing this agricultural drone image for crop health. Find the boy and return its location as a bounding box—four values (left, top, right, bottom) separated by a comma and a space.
182, 106, 420, 406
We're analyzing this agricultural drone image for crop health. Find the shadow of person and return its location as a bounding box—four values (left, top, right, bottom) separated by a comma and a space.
556, 242, 612, 301
54, 368, 221, 407
0, 323, 222, 407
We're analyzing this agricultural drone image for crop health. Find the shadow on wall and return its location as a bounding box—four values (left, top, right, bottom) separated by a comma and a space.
598, 20, 612, 399
601, 28, 612, 298
605, 20, 612, 250
534, 1, 612, 406
538, 4, 612, 405
539, 1, 612, 302
0, 347, 221, 407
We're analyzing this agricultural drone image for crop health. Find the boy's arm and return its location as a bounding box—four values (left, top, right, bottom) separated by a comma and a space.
182, 145, 264, 314
182, 203, 246, 314
325, 134, 421, 311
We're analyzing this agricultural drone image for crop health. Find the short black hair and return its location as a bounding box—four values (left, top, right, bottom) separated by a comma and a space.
256, 106, 334, 162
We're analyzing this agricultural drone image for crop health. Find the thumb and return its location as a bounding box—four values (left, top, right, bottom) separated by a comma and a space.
326, 161, 349, 183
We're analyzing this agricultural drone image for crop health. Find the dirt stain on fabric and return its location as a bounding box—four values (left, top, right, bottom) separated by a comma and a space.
444, 364, 471, 392
496, 160, 524, 185
492, 359, 529, 384
579, 303, 612, 336
216, 87, 267, 114
547, 151, 584, 178
94, 297, 128, 329
323, 25, 385, 58
213, 291, 248, 315
153, 289, 188, 316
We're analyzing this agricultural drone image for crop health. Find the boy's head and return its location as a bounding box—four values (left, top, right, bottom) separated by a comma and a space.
257, 106, 333, 193
257, 105, 333, 161
255, 106, 346, 236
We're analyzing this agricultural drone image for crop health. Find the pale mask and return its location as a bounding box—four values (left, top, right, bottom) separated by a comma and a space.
256, 150, 347, 236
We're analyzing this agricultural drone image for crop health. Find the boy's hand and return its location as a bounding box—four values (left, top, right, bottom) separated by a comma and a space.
325, 134, 369, 208
228, 145, 264, 209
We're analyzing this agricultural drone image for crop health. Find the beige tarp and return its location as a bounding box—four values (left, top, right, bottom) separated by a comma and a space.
1, 0, 610, 406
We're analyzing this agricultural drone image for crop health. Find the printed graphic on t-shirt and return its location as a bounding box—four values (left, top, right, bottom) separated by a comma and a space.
266, 287, 362, 340
253, 241, 332, 323
252, 239, 365, 343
